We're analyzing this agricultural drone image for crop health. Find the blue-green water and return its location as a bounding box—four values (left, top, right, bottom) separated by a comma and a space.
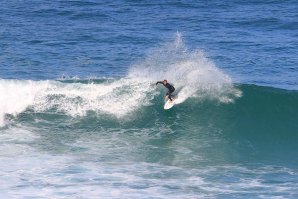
0, 1, 298, 198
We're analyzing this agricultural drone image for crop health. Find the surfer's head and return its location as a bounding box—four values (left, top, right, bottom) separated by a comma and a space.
163, 80, 167, 85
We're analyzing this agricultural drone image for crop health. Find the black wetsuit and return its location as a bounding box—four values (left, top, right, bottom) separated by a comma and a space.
156, 81, 175, 101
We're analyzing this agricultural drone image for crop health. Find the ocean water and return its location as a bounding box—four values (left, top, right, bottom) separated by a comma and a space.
1, 1, 298, 198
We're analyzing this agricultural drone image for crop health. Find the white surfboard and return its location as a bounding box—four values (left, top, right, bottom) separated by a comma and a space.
164, 98, 176, 110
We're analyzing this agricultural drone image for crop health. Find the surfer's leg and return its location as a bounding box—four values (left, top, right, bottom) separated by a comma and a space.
168, 89, 175, 101
166, 91, 172, 101
167, 92, 173, 101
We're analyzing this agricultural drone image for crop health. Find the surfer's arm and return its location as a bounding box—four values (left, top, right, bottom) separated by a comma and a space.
156, 81, 163, 85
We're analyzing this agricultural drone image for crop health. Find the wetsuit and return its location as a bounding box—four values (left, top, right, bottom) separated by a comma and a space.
156, 81, 175, 101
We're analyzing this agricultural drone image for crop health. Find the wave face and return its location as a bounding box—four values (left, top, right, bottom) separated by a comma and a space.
2, 78, 298, 154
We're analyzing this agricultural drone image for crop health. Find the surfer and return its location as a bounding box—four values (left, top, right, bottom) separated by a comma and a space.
156, 80, 175, 101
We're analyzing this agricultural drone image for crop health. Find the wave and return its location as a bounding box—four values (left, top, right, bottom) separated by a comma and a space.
1, 78, 297, 132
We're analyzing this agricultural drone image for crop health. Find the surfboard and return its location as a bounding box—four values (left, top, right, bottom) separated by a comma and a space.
164, 98, 176, 110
